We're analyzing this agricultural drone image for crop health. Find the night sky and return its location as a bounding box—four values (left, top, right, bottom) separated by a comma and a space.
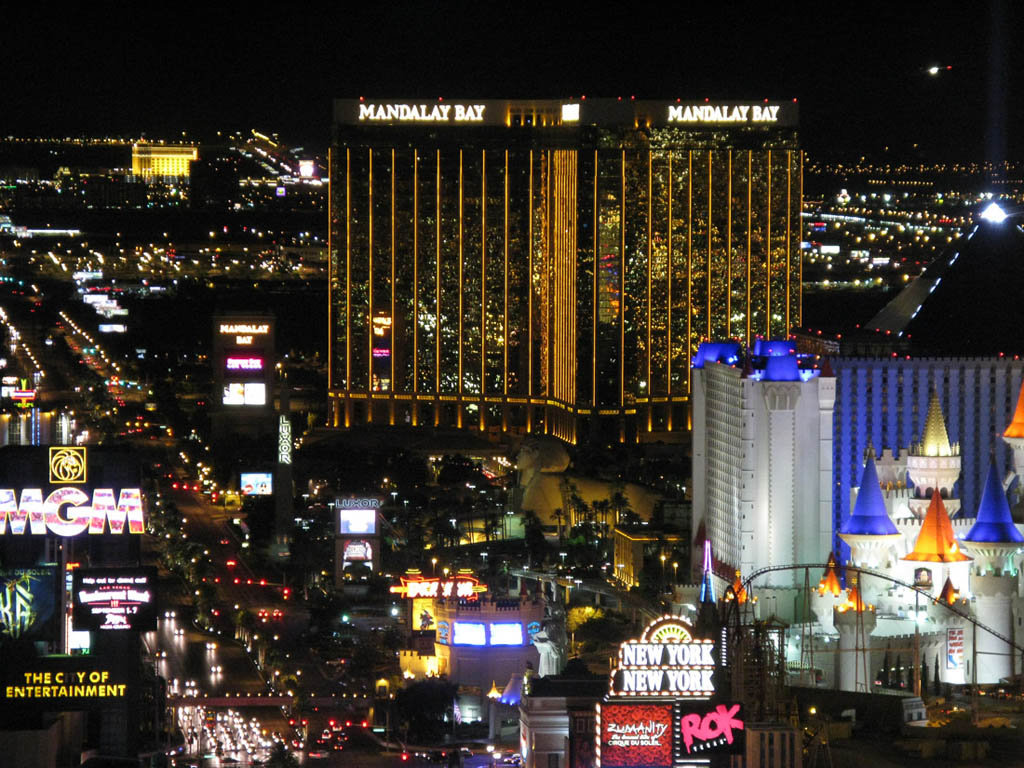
4, 2, 1020, 159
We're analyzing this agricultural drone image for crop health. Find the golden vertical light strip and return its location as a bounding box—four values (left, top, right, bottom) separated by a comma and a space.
667, 151, 673, 431
328, 147, 333, 395
435, 150, 441, 406
799, 149, 804, 328
686, 151, 692, 395
592, 149, 598, 410
727, 150, 732, 340
619, 149, 625, 414
390, 149, 396, 411
746, 150, 752, 346
527, 149, 533, 433
503, 150, 509, 402
480, 149, 486, 431
706, 151, 712, 343
786, 149, 792, 336
766, 149, 772, 339
646, 151, 652, 432
345, 149, 351, 404
413, 151, 418, 394
367, 148, 373, 422
458, 149, 464, 429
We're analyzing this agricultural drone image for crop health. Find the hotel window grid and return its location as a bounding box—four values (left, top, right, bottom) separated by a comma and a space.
329, 100, 801, 443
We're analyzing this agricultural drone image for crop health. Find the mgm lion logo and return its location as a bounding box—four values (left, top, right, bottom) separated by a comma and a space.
49, 447, 87, 484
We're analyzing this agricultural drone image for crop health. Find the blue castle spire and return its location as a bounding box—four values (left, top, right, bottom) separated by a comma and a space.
840, 457, 899, 536
963, 462, 1024, 544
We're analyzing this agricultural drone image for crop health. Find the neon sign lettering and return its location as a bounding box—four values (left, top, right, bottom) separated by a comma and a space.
358, 103, 486, 123
0, 488, 145, 536
225, 357, 263, 371
605, 719, 669, 748
667, 104, 780, 124
219, 323, 269, 335
678, 703, 744, 754
390, 575, 486, 601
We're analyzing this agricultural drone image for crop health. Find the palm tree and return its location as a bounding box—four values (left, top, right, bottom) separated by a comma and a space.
553, 507, 566, 545
609, 484, 631, 525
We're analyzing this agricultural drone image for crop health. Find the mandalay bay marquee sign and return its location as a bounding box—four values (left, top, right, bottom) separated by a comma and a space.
0, 448, 144, 537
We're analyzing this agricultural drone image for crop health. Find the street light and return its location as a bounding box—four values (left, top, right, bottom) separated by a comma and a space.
431, 557, 438, 576
673, 561, 678, 584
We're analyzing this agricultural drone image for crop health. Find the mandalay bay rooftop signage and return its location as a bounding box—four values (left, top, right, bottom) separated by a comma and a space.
336, 98, 798, 129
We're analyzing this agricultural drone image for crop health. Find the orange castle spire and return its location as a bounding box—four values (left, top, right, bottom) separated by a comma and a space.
729, 570, 748, 604
1005, 379, 1024, 439
938, 576, 959, 605
818, 552, 842, 596
903, 490, 971, 563
837, 575, 870, 613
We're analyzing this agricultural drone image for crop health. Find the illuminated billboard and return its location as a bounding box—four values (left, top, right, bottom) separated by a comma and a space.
72, 567, 157, 632
673, 701, 745, 758
240, 473, 273, 496
222, 382, 266, 406
0, 568, 57, 641
452, 621, 486, 646
342, 539, 373, 562
0, 656, 136, 711
337, 508, 377, 535
947, 627, 964, 670
598, 702, 673, 768
0, 488, 144, 536
610, 617, 715, 697
489, 622, 524, 646
594, 615, 745, 767
225, 356, 264, 372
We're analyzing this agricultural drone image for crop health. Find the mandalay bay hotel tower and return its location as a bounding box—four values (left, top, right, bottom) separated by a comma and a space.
328, 98, 801, 443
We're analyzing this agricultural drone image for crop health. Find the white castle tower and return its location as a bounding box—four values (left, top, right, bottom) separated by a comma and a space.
833, 577, 876, 692
960, 462, 1024, 684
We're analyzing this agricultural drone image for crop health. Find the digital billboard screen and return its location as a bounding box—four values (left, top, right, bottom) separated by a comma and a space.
337, 508, 377, 535
72, 566, 157, 632
342, 539, 373, 562
240, 473, 273, 496
0, 568, 57, 642
598, 702, 673, 768
489, 622, 524, 646
222, 382, 266, 406
452, 621, 486, 646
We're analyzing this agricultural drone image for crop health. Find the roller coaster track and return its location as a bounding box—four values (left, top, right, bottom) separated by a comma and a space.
737, 562, 1024, 657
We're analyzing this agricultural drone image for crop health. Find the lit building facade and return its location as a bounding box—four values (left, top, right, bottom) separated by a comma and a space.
691, 341, 834, 588
131, 143, 197, 179
329, 99, 802, 443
